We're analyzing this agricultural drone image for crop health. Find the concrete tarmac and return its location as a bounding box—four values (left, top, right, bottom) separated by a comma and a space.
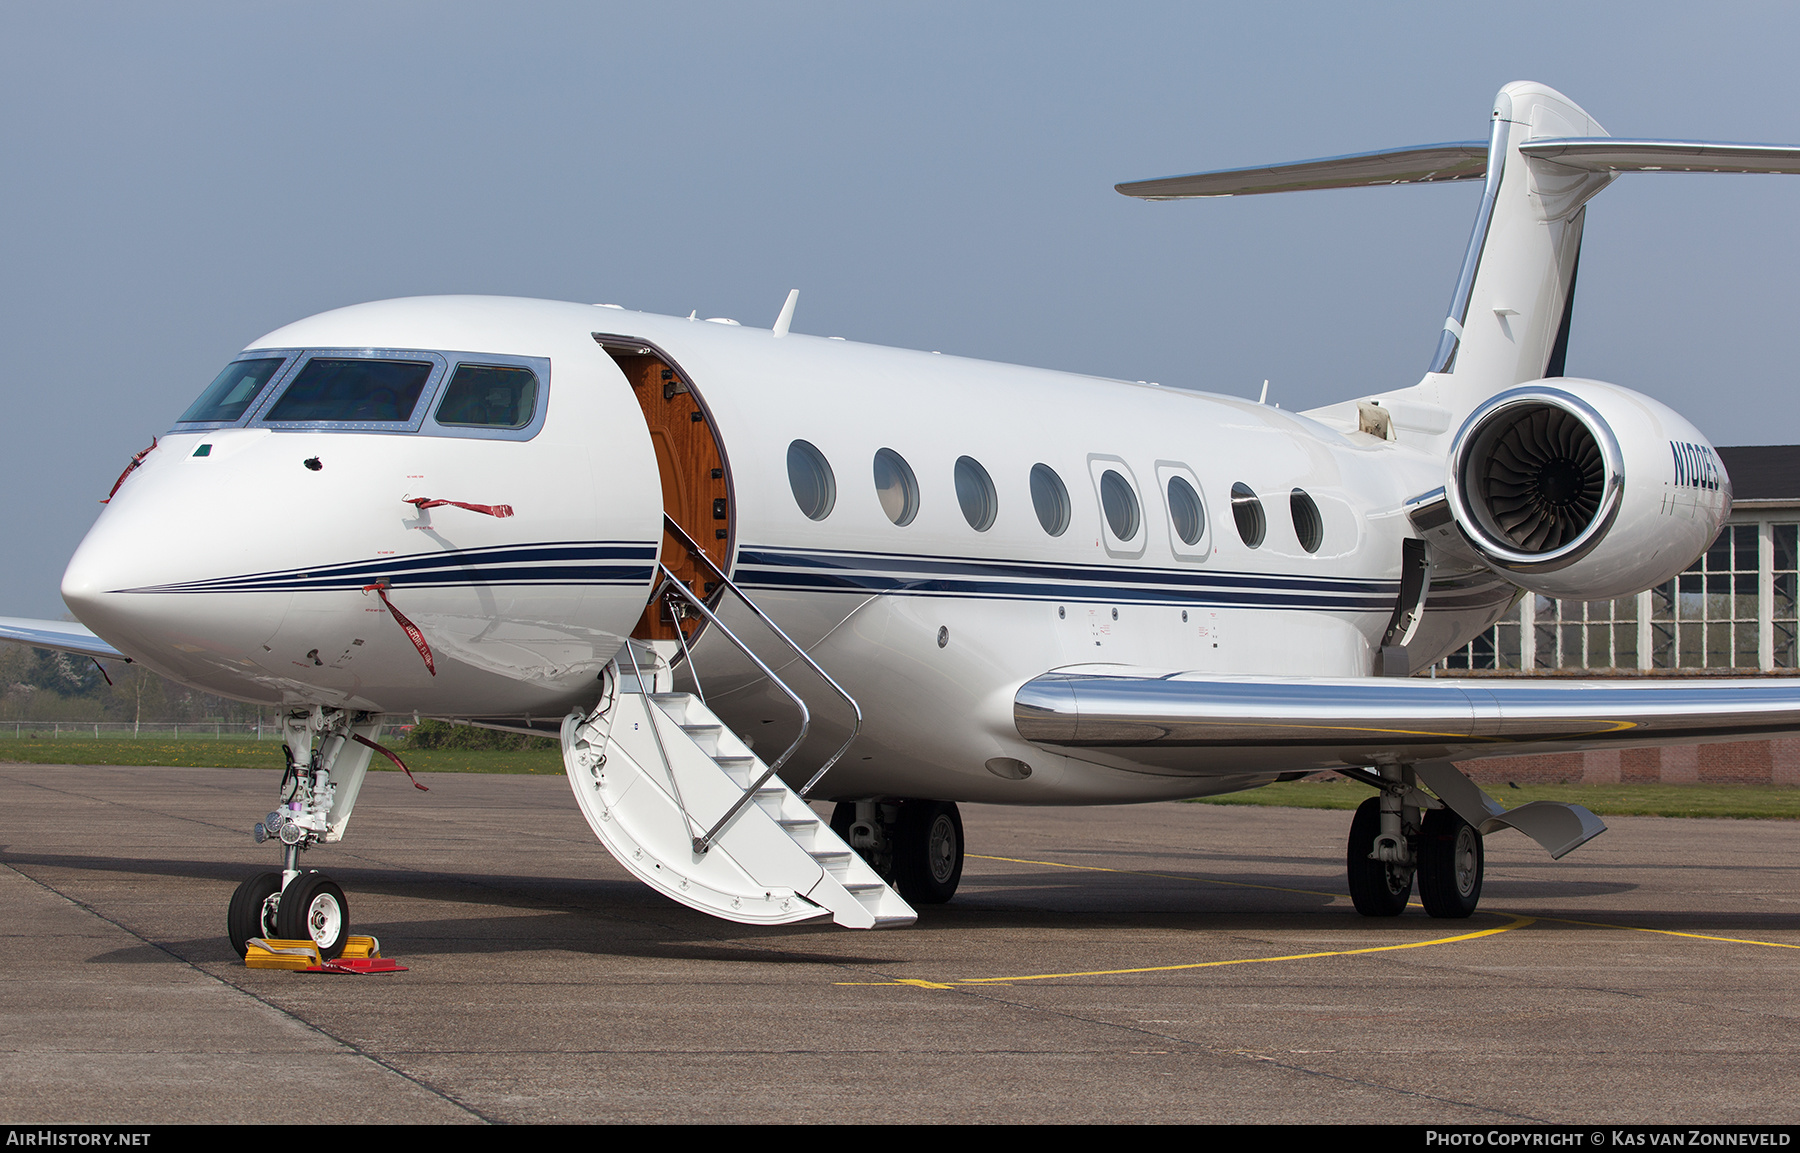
2, 760, 1797, 1125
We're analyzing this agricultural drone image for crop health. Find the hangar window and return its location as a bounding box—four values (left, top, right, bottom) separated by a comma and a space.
435, 364, 538, 429
788, 439, 836, 521
177, 357, 290, 425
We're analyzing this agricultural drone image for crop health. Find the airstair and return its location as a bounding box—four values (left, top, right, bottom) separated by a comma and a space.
560, 530, 915, 929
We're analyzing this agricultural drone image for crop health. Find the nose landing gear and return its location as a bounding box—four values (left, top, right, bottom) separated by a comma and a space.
228, 707, 380, 961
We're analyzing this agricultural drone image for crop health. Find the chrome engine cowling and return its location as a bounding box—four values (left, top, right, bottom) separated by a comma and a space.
1444, 379, 1729, 600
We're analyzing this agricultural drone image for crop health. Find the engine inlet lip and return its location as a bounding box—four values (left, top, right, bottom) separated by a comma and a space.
1446, 386, 1625, 574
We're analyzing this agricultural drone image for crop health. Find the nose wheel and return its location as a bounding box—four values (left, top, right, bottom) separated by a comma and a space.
277, 871, 351, 959
227, 870, 351, 960
227, 871, 283, 957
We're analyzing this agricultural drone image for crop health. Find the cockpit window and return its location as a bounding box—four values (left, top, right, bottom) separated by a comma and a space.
262, 358, 434, 423
434, 364, 538, 429
177, 357, 287, 424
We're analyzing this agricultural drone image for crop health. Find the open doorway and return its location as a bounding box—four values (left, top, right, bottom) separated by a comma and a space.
594, 335, 734, 642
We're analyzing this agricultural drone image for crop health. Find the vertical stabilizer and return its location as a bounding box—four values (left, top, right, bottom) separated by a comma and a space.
1118, 82, 1800, 443
1426, 82, 1613, 405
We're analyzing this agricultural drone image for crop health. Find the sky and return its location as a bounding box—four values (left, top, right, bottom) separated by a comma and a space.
3, 2, 1798, 617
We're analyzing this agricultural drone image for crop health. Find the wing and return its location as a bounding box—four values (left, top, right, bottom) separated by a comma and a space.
0, 616, 126, 662
1015, 666, 1800, 775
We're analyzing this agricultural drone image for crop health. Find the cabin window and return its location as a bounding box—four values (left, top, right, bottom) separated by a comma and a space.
1030, 463, 1070, 537
954, 456, 998, 531
788, 440, 836, 520
1100, 469, 1140, 542
1232, 482, 1266, 548
263, 358, 434, 424
1291, 489, 1324, 553
434, 364, 538, 429
177, 357, 289, 425
1168, 476, 1206, 546
873, 448, 920, 526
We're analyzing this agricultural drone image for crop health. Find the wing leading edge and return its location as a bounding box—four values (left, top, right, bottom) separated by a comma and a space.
1015, 668, 1800, 775
0, 617, 126, 662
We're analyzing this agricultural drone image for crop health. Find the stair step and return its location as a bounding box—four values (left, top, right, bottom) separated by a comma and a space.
564, 685, 915, 930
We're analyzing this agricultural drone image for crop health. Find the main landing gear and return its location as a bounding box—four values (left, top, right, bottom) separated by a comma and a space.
1344, 765, 1484, 919
227, 707, 378, 960
831, 799, 965, 905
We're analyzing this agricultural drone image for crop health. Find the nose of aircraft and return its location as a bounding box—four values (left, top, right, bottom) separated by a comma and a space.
59, 432, 295, 695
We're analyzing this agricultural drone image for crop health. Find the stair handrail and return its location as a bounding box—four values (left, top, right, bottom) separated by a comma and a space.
660, 515, 864, 798
619, 640, 700, 842
651, 565, 812, 854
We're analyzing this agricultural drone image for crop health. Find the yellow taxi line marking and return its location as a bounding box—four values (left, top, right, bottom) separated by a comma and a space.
969, 853, 1800, 950
1523, 914, 1800, 950
835, 915, 1535, 987
947, 915, 1537, 984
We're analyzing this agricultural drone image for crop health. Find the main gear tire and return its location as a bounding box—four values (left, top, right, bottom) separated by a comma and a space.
892, 800, 963, 905
1417, 807, 1484, 919
1346, 797, 1413, 917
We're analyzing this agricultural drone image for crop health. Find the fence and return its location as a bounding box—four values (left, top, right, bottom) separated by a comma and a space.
1, 721, 282, 740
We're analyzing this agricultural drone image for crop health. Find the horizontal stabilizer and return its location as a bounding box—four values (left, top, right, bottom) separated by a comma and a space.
0, 616, 124, 661
1119, 137, 1800, 201
1517, 137, 1800, 174
1116, 141, 1488, 199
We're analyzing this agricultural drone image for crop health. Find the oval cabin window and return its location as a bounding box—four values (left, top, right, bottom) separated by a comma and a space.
954, 456, 998, 532
1100, 469, 1140, 542
1030, 463, 1070, 537
1167, 476, 1206, 546
1291, 488, 1324, 553
1231, 482, 1265, 548
873, 448, 920, 526
787, 440, 836, 521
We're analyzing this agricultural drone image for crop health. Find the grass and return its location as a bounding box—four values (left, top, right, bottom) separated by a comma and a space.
0, 737, 563, 775
5, 737, 1798, 818
1189, 777, 1800, 820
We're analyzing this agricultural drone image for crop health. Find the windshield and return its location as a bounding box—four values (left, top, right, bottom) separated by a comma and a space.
262, 357, 434, 423
177, 357, 287, 424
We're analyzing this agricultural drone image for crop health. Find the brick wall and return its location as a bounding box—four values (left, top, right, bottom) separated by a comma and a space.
1456, 737, 1800, 785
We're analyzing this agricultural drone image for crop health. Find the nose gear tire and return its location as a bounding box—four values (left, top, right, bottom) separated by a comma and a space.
227, 871, 283, 958
276, 871, 350, 960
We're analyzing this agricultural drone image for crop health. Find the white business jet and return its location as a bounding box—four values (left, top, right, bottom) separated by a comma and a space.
7, 81, 1800, 958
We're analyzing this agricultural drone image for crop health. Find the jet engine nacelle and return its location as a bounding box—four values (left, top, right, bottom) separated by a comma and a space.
1444, 379, 1729, 601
